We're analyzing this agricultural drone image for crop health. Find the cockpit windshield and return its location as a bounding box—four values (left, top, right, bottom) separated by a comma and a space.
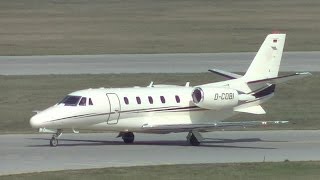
59, 96, 81, 106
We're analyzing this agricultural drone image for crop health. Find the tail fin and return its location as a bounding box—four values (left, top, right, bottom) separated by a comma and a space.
243, 34, 286, 82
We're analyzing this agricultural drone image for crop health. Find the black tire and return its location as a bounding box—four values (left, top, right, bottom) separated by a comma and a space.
50, 137, 58, 147
189, 134, 200, 146
122, 132, 134, 144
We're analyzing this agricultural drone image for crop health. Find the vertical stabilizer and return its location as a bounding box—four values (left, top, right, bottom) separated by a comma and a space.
243, 34, 286, 81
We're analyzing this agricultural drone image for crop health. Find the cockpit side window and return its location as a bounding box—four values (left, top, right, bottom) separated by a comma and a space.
59, 96, 81, 106
79, 97, 87, 106
89, 98, 93, 105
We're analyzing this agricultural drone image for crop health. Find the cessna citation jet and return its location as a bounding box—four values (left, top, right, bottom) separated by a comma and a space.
30, 33, 311, 147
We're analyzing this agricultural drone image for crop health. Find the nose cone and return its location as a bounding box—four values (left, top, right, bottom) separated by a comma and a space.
30, 114, 42, 128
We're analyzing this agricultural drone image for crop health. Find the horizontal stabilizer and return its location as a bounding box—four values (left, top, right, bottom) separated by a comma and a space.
247, 72, 312, 84
234, 105, 266, 114
208, 69, 242, 79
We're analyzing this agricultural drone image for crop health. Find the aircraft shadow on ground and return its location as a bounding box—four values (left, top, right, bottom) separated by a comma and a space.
27, 137, 278, 149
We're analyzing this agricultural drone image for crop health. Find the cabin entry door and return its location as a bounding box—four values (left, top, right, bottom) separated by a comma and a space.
106, 93, 121, 124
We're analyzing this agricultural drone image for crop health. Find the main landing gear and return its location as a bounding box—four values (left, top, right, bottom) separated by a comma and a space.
122, 132, 135, 144
187, 131, 204, 146
118, 132, 135, 144
117, 131, 203, 146
50, 129, 62, 147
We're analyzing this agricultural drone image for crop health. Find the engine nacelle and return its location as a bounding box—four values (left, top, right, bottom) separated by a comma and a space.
191, 87, 240, 110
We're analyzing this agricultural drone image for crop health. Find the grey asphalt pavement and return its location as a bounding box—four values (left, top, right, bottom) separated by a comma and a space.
1, 130, 320, 175
0, 52, 318, 75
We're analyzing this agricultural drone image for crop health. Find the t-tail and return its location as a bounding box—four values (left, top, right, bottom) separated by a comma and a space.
207, 33, 311, 115
236, 33, 311, 114
243, 33, 286, 81
241, 33, 311, 87
209, 33, 311, 86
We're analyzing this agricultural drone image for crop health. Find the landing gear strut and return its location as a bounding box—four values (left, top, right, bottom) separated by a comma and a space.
50, 129, 62, 147
121, 132, 135, 144
187, 131, 203, 146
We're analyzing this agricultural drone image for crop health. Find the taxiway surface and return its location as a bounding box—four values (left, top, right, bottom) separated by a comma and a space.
0, 52, 319, 75
1, 130, 320, 175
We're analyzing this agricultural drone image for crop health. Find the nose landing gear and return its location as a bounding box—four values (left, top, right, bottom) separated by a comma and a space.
50, 129, 62, 147
50, 136, 58, 147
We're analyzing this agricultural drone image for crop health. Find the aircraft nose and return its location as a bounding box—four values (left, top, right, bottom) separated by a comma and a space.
30, 114, 42, 128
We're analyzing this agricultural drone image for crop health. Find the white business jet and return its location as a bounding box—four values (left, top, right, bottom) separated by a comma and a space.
30, 33, 311, 147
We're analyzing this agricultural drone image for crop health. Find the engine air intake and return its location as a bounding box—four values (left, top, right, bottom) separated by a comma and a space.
192, 87, 204, 103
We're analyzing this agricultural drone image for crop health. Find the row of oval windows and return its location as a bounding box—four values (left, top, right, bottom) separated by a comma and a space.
123, 95, 181, 105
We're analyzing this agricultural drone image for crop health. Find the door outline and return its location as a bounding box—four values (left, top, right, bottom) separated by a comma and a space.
106, 93, 121, 124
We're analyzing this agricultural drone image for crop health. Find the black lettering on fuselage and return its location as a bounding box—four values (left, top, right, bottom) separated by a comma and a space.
213, 93, 234, 100
214, 93, 218, 100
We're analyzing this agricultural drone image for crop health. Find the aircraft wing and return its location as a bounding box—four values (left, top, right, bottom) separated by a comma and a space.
141, 120, 288, 133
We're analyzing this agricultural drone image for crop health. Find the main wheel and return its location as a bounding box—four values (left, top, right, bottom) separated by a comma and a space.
122, 132, 134, 144
189, 134, 200, 146
50, 137, 58, 147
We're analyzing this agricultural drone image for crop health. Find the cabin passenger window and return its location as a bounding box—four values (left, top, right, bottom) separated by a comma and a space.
148, 96, 153, 104
89, 98, 93, 105
160, 96, 165, 103
175, 95, 180, 103
124, 97, 129, 105
136, 97, 141, 104
79, 97, 87, 106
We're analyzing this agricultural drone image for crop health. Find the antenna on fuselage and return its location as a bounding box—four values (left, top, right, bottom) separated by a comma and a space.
148, 81, 154, 87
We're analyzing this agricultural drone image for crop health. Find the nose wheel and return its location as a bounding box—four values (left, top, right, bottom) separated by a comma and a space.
50, 136, 58, 147
50, 129, 62, 147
